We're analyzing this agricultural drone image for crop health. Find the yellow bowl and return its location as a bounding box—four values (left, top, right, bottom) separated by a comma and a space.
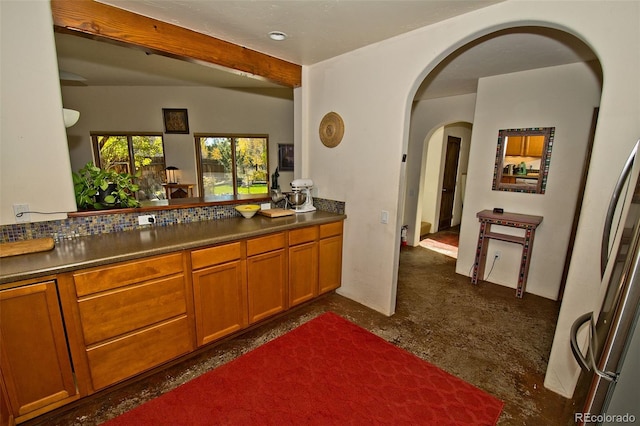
235, 204, 260, 218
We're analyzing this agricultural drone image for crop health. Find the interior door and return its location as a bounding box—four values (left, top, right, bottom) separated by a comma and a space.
438, 136, 461, 230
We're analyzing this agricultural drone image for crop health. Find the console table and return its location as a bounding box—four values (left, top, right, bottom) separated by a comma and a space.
162, 183, 194, 199
471, 210, 543, 298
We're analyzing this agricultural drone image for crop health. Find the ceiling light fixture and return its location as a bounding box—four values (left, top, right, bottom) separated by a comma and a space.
268, 31, 287, 41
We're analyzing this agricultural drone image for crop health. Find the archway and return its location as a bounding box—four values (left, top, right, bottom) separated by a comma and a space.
401, 26, 602, 301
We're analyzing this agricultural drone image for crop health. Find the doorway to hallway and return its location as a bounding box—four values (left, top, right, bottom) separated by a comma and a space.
419, 225, 460, 259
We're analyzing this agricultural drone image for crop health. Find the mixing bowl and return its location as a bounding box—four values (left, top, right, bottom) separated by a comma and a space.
286, 192, 306, 206
235, 204, 260, 218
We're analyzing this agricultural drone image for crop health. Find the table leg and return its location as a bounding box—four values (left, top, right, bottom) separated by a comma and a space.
516, 227, 536, 298
472, 221, 490, 284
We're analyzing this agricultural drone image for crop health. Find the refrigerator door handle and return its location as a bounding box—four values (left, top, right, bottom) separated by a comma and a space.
602, 143, 637, 277
570, 312, 594, 372
570, 312, 618, 381
586, 334, 618, 382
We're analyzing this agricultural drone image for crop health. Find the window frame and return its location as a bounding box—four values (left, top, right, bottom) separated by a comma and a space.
194, 133, 270, 202
90, 132, 167, 199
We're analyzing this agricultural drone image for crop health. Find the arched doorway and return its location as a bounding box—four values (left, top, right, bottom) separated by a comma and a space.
402, 26, 602, 302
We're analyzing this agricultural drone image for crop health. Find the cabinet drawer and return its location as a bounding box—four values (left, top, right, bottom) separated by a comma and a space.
289, 226, 318, 246
73, 253, 183, 297
191, 241, 243, 270
78, 275, 187, 346
86, 316, 193, 390
320, 221, 343, 239
246, 232, 285, 257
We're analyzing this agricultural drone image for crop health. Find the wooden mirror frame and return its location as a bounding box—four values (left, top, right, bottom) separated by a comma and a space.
492, 127, 555, 194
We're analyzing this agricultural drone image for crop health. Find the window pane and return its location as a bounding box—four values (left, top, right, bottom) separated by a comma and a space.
235, 137, 268, 197
133, 135, 165, 200
97, 136, 130, 174
199, 137, 233, 199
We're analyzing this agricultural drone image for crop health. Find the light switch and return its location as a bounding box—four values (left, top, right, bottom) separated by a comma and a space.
381, 210, 389, 224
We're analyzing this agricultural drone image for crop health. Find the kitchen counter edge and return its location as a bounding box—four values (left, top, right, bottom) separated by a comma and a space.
0, 211, 346, 285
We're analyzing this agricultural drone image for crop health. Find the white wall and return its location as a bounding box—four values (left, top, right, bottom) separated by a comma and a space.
0, 0, 76, 225
457, 62, 600, 300
303, 1, 639, 398
421, 128, 444, 229
62, 86, 294, 194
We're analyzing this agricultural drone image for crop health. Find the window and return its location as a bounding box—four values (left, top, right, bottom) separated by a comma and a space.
195, 134, 269, 201
91, 133, 166, 201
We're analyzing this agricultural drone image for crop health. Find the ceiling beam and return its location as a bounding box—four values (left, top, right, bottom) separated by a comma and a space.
50, 0, 302, 88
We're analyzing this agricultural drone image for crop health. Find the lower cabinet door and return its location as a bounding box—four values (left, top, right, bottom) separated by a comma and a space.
319, 235, 343, 294
192, 260, 248, 346
0, 377, 13, 426
247, 249, 287, 324
0, 281, 78, 422
289, 242, 318, 306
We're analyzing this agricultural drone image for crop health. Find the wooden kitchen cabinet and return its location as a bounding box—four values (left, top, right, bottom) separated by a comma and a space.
191, 242, 248, 346
525, 135, 545, 157
0, 375, 13, 426
0, 215, 345, 420
505, 135, 544, 157
246, 232, 287, 324
0, 279, 80, 423
288, 226, 319, 307
58, 252, 195, 392
505, 136, 524, 156
319, 221, 344, 294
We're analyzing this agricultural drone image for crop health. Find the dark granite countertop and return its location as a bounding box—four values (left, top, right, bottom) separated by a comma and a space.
0, 211, 346, 285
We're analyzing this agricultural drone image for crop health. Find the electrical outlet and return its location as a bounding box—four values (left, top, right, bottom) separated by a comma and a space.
494, 251, 501, 260
13, 204, 30, 223
138, 214, 156, 226
260, 202, 271, 210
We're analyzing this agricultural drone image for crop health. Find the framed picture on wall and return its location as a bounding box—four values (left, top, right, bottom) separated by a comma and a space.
278, 144, 294, 171
163, 108, 190, 134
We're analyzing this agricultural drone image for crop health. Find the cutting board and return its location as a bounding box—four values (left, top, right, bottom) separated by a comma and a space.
0, 237, 55, 258
258, 208, 295, 218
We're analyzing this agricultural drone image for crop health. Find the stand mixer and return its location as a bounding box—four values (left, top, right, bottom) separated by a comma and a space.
288, 178, 316, 213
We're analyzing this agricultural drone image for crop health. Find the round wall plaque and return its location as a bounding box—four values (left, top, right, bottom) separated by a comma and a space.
319, 112, 344, 148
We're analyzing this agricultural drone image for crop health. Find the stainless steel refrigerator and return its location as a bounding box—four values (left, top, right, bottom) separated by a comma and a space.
570, 139, 640, 425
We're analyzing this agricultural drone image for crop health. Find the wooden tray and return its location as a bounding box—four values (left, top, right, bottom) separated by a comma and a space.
257, 208, 295, 218
0, 237, 55, 258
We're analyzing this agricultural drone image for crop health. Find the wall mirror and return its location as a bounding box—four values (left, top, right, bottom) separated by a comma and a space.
492, 127, 554, 194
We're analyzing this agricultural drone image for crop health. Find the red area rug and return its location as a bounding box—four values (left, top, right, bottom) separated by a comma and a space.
105, 312, 503, 425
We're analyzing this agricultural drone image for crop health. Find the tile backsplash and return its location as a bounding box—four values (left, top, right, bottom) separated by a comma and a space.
0, 198, 345, 243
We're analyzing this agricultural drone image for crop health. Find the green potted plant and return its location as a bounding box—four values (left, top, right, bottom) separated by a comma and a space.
72, 162, 141, 209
